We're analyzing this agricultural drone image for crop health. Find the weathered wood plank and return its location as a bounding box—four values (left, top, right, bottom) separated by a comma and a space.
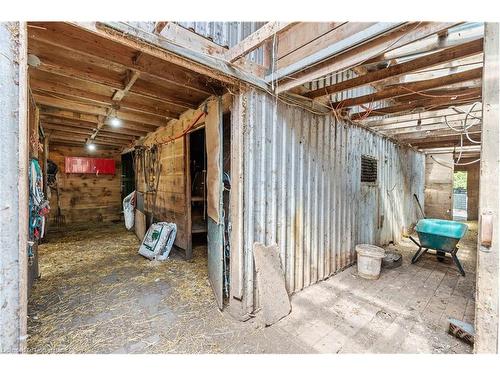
305, 38, 484, 99
276, 22, 457, 93
475, 22, 499, 354
331, 67, 482, 108
225, 22, 293, 62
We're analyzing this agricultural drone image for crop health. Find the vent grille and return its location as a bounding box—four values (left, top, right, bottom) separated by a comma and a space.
361, 155, 377, 183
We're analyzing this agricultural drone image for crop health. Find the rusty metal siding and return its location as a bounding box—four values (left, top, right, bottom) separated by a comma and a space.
234, 89, 425, 313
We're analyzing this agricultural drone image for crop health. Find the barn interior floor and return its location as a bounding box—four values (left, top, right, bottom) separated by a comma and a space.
28, 222, 477, 354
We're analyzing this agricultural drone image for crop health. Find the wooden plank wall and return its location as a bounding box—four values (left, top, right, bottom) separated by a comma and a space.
424, 153, 454, 220
138, 106, 206, 250
47, 145, 122, 225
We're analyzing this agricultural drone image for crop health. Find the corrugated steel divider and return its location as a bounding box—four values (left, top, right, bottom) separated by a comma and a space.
232, 89, 425, 314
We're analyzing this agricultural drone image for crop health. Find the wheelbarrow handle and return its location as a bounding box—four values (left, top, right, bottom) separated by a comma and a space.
409, 235, 420, 247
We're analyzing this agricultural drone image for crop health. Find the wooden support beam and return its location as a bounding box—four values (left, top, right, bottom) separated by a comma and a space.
224, 22, 293, 62
153, 21, 168, 35
33, 94, 169, 127
28, 28, 215, 96
72, 22, 268, 91
350, 88, 481, 120
276, 22, 458, 93
276, 22, 347, 68
304, 38, 483, 99
381, 119, 473, 135
112, 70, 140, 101
475, 22, 500, 354
268, 22, 405, 83
363, 104, 482, 127
394, 126, 482, 141
0, 22, 29, 353
41, 117, 148, 137
362, 22, 482, 67
331, 67, 482, 108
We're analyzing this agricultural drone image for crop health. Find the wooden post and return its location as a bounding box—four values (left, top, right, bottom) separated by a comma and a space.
0, 22, 29, 353
184, 133, 193, 260
475, 22, 500, 354
43, 135, 49, 196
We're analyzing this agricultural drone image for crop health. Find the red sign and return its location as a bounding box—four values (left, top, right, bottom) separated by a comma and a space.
65, 157, 115, 175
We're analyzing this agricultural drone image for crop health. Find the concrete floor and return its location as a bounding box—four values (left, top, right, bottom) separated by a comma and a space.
28, 222, 476, 354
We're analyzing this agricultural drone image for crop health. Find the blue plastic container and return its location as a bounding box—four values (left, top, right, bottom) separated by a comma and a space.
415, 219, 468, 252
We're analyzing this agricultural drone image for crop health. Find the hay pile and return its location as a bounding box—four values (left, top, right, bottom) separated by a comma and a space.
27, 223, 254, 354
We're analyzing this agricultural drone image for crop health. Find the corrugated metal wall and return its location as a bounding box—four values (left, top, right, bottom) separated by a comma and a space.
232, 89, 425, 313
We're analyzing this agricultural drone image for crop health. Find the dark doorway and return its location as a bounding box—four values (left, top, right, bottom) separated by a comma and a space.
189, 127, 207, 246
121, 152, 135, 202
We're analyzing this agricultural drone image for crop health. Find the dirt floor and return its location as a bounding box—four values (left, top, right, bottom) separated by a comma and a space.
28, 222, 477, 354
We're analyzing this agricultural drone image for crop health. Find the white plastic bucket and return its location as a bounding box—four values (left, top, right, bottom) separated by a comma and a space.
356, 244, 386, 280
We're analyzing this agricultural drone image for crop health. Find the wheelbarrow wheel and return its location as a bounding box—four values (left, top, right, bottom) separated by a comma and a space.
437, 250, 446, 262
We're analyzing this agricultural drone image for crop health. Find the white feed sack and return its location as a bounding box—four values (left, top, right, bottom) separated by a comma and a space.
123, 191, 136, 230
138, 222, 177, 261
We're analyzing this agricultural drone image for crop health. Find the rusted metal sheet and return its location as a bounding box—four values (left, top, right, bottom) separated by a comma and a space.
232, 89, 425, 314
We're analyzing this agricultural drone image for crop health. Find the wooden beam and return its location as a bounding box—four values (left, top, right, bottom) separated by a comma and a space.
28, 27, 215, 96
41, 116, 148, 136
153, 21, 168, 35
331, 67, 482, 108
267, 22, 405, 83
0, 21, 29, 353
39, 109, 156, 134
394, 126, 482, 141
381, 119, 472, 135
350, 88, 481, 120
157, 22, 268, 78
276, 22, 346, 63
33, 94, 169, 127
475, 22, 499, 354
362, 22, 482, 67
112, 70, 140, 101
363, 104, 482, 127
72, 22, 269, 91
305, 38, 484, 99
224, 22, 293, 62
276, 22, 458, 93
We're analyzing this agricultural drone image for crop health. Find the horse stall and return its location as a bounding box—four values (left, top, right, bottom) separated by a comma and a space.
0, 21, 498, 355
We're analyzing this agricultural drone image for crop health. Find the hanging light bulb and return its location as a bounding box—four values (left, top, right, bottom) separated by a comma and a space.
110, 117, 121, 128
416, 118, 422, 131
86, 143, 96, 152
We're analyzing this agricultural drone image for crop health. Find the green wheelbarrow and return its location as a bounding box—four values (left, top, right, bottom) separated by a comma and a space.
410, 219, 468, 277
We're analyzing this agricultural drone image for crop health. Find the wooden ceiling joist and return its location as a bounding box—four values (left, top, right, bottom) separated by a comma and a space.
40, 106, 157, 135
33, 94, 169, 127
373, 112, 482, 133
305, 38, 484, 99
72, 21, 268, 90
276, 22, 459, 93
224, 22, 294, 62
350, 88, 481, 120
362, 22, 483, 67
112, 70, 140, 101
331, 67, 482, 108
362, 104, 483, 127
29, 24, 216, 93
268, 22, 406, 84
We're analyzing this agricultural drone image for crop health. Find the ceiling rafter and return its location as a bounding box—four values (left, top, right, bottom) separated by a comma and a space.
331, 67, 482, 108
305, 38, 483, 99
